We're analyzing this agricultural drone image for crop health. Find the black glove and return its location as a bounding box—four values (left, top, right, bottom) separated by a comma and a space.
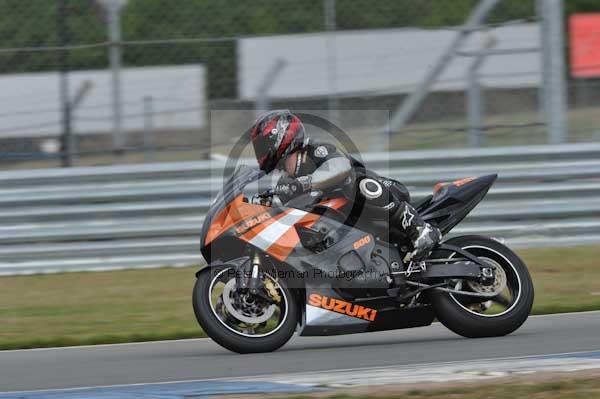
274, 177, 303, 203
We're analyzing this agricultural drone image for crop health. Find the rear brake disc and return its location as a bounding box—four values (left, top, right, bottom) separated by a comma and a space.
466, 258, 507, 296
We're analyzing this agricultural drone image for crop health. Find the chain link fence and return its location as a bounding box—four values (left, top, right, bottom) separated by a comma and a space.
0, 0, 599, 168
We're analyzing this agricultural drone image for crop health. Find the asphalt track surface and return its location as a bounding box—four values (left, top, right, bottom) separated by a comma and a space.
1, 311, 599, 393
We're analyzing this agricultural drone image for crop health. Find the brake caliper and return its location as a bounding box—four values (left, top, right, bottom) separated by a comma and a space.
264, 279, 281, 303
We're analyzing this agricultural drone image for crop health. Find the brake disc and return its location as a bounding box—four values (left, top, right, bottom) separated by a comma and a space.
466, 257, 507, 296
222, 279, 276, 324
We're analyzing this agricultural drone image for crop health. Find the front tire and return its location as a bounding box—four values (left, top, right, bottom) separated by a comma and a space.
193, 265, 298, 353
430, 235, 534, 338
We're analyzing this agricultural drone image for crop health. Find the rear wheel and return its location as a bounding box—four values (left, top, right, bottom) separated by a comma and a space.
193, 265, 298, 353
430, 235, 534, 338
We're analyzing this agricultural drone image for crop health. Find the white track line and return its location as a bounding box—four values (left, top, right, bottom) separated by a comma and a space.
226, 348, 600, 384
3, 348, 600, 396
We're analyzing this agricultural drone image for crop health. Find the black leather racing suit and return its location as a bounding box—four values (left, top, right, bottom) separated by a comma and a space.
274, 142, 441, 261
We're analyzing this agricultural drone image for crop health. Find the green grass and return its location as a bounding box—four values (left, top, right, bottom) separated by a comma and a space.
1, 245, 599, 350
278, 373, 600, 399
526, 245, 600, 315
0, 266, 205, 350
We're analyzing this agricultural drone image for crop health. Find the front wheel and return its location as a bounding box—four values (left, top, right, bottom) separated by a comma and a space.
430, 235, 534, 338
193, 265, 298, 353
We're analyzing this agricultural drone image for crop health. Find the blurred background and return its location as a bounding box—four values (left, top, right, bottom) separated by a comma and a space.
0, 0, 599, 270
1, 0, 600, 273
1, 0, 599, 168
1, 0, 600, 356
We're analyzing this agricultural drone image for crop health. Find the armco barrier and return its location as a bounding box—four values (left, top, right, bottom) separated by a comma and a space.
1, 143, 599, 275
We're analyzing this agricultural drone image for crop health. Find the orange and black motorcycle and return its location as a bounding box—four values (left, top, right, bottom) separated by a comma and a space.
193, 165, 534, 353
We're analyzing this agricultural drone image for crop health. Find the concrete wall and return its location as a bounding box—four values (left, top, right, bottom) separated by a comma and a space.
0, 65, 206, 138
238, 24, 541, 100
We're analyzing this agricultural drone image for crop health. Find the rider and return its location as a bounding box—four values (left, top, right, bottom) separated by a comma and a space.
249, 110, 441, 263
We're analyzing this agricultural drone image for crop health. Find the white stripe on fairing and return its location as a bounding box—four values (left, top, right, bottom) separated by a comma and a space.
249, 209, 307, 251
305, 304, 367, 326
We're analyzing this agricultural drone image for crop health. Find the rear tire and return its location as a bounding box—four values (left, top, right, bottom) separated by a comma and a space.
430, 235, 534, 338
193, 265, 298, 353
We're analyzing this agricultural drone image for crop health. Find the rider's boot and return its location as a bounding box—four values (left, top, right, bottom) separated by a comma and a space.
392, 203, 442, 263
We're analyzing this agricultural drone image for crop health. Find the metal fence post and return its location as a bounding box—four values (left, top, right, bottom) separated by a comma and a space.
143, 96, 155, 162
467, 70, 484, 148
57, 0, 73, 167
68, 80, 93, 165
324, 0, 339, 124
99, 0, 128, 155
539, 0, 567, 144
466, 36, 496, 147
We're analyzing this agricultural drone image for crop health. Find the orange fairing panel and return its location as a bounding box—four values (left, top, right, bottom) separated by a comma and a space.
452, 177, 476, 187
237, 209, 321, 262
319, 198, 348, 210
204, 195, 270, 245
434, 177, 476, 194
433, 182, 448, 194
207, 195, 324, 261
264, 213, 320, 261
238, 208, 290, 243
265, 223, 303, 260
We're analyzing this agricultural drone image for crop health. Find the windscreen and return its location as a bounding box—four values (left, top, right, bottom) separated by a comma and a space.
200, 165, 264, 250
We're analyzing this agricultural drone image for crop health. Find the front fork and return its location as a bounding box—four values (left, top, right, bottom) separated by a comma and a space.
235, 254, 272, 302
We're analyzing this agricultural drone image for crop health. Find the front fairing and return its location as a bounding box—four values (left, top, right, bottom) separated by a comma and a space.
198, 168, 435, 337
200, 165, 264, 258
199, 165, 358, 265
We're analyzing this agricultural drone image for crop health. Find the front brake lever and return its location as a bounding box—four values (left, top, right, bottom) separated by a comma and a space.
251, 189, 275, 206
260, 189, 275, 198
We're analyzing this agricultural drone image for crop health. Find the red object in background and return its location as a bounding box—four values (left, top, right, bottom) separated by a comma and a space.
570, 13, 600, 78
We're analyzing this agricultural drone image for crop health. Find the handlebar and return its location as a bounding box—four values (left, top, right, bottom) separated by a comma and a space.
252, 189, 324, 208
258, 189, 275, 198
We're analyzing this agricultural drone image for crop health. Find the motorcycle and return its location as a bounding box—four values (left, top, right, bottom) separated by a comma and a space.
193, 165, 534, 353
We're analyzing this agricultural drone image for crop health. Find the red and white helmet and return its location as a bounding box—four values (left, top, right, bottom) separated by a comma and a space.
250, 110, 306, 173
